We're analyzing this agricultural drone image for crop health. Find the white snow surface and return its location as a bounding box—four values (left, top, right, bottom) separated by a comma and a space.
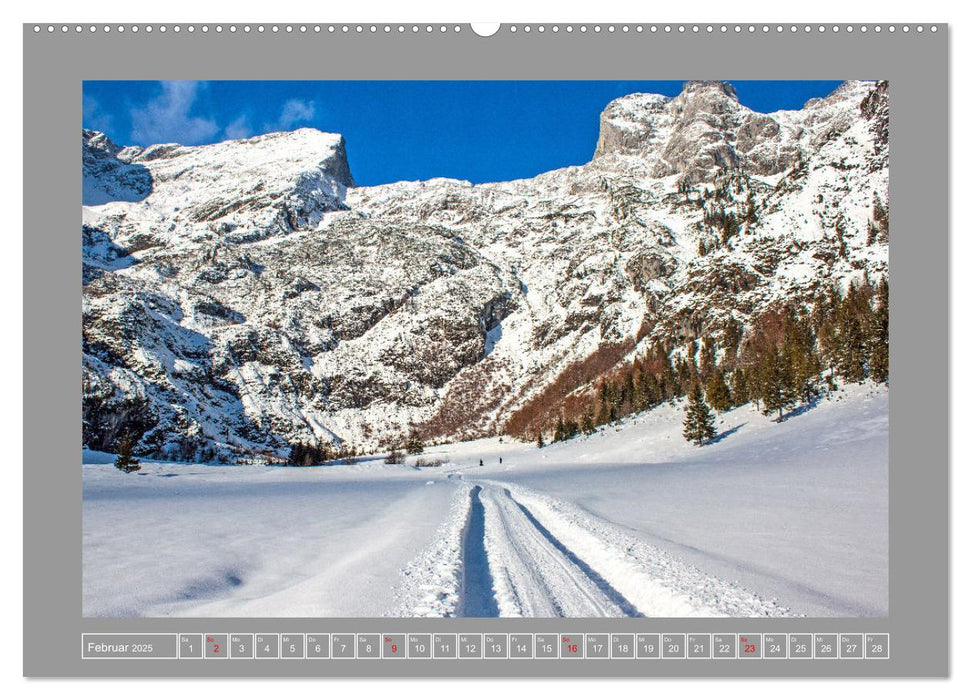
83, 383, 887, 618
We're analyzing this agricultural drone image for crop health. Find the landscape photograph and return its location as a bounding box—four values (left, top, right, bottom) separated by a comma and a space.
81, 79, 889, 618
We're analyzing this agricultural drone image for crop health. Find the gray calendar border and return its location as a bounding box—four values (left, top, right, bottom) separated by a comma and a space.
23, 23, 948, 678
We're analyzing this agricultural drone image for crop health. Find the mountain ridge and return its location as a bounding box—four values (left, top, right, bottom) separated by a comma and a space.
82, 79, 889, 461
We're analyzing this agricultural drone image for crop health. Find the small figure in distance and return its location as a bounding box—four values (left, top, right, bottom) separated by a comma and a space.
479, 459, 483, 467
499, 457, 503, 464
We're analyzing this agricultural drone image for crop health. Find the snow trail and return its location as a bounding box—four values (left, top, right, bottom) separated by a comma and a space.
415, 477, 794, 618
458, 486, 500, 617
489, 480, 790, 617
479, 484, 638, 617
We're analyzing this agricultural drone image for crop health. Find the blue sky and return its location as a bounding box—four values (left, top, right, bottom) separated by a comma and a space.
83, 80, 844, 186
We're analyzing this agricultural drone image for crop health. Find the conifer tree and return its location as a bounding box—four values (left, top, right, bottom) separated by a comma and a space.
288, 440, 335, 466
704, 369, 733, 412
745, 197, 757, 224
321, 441, 334, 462
622, 373, 636, 414
720, 212, 740, 246
721, 321, 743, 366
872, 197, 889, 243
782, 309, 822, 403
405, 430, 425, 455
754, 345, 797, 421
729, 367, 749, 407
581, 410, 596, 435
698, 340, 716, 377
114, 431, 141, 473
869, 276, 889, 383
675, 357, 695, 394
817, 317, 839, 375
563, 418, 579, 440
287, 442, 305, 466
813, 284, 842, 373
682, 383, 717, 446
834, 282, 870, 382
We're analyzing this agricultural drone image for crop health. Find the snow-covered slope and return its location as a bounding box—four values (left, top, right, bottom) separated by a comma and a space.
83, 382, 887, 617
82, 80, 889, 460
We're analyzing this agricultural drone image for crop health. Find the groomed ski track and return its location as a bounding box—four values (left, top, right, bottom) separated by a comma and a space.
427, 477, 792, 619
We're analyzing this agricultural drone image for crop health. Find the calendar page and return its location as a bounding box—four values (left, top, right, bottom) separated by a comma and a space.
23, 21, 948, 678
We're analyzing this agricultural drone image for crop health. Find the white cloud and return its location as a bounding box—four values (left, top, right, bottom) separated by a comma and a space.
275, 99, 316, 130
223, 115, 254, 140
129, 81, 220, 145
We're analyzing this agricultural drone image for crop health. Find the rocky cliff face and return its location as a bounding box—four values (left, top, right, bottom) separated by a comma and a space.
82, 129, 153, 205
82, 80, 889, 461
592, 80, 880, 183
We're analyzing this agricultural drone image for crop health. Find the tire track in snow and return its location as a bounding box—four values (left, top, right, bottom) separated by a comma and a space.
458, 486, 500, 617
487, 479, 793, 617
393, 476, 787, 618
476, 484, 635, 617
510, 492, 642, 616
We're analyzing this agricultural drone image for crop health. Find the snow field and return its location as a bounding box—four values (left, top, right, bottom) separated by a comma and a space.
83, 383, 887, 618
83, 461, 463, 617
388, 481, 472, 617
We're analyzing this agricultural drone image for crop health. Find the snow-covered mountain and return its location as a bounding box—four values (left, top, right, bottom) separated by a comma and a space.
81, 80, 889, 461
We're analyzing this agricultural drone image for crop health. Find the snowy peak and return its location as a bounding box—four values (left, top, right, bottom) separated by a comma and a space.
593, 92, 673, 163
83, 129, 153, 206
593, 80, 755, 181
83, 128, 123, 156
673, 80, 741, 118
82, 127, 355, 244
124, 128, 355, 188
681, 79, 739, 101
593, 80, 877, 183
